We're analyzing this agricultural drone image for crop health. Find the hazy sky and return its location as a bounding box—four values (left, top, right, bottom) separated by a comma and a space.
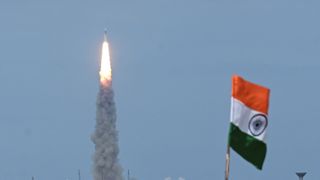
1, 0, 320, 180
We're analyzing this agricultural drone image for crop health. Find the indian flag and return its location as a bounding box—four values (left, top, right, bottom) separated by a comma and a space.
228, 75, 270, 170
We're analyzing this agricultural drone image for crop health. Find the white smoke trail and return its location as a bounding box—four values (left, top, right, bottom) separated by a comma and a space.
164, 177, 185, 180
91, 81, 123, 180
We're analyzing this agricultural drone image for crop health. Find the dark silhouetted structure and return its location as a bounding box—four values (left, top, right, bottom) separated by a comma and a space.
296, 172, 306, 180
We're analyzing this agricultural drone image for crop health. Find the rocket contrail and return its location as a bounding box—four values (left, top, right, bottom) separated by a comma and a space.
91, 30, 123, 180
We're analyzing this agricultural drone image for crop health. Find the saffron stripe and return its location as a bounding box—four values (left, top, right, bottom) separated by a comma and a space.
232, 75, 270, 115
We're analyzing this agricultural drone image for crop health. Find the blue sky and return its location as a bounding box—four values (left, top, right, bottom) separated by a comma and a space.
0, 0, 319, 179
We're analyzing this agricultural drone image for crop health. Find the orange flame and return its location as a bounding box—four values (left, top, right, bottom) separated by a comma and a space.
99, 41, 112, 85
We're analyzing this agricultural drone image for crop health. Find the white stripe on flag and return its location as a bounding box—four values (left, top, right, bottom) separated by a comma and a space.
231, 98, 268, 142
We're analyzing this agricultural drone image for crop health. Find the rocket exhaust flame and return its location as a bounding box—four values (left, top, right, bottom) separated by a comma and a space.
92, 32, 123, 180
99, 41, 112, 85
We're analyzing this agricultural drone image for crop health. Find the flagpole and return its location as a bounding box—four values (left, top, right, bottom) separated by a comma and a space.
225, 144, 230, 180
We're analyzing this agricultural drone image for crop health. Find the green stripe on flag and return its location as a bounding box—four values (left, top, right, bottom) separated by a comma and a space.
228, 123, 267, 170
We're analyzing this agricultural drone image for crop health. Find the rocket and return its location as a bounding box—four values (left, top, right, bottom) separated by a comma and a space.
104, 29, 107, 42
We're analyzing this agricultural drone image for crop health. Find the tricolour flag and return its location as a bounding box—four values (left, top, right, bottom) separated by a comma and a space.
228, 75, 270, 170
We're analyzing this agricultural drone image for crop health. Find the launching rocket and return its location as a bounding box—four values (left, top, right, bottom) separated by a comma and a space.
104, 29, 107, 42
99, 29, 112, 84
92, 29, 123, 180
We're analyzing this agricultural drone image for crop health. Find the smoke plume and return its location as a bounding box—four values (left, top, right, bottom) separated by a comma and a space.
91, 80, 123, 180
